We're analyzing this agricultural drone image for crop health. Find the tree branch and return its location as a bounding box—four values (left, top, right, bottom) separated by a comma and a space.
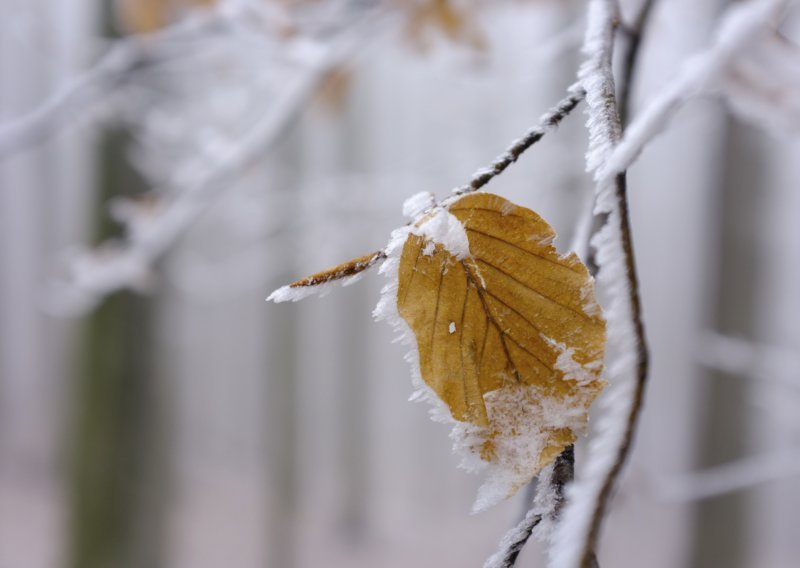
598, 0, 793, 184
549, 0, 653, 566
484, 447, 576, 568
454, 86, 585, 195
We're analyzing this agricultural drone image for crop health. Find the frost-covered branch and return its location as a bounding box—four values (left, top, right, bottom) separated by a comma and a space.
483, 510, 542, 568
454, 87, 585, 195
549, 0, 651, 566
597, 0, 796, 184
484, 446, 575, 568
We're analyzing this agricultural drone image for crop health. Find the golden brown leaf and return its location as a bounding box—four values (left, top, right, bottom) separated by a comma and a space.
116, 0, 216, 34
402, 0, 487, 51
392, 192, 605, 508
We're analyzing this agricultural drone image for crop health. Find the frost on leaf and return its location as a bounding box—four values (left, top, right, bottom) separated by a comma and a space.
387, 192, 606, 510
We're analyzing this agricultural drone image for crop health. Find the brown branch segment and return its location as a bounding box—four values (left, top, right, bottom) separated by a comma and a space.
287, 250, 386, 288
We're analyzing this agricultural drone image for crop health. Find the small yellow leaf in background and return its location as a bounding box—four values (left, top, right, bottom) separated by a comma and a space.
387, 192, 605, 510
402, 0, 487, 51
116, 0, 216, 34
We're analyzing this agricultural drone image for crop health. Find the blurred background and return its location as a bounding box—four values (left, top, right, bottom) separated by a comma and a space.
1, 0, 799, 567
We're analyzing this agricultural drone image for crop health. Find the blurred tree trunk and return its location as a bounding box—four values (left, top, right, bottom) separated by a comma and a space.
689, 117, 761, 568
68, 4, 168, 558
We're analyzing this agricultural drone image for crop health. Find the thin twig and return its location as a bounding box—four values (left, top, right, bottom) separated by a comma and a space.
484, 446, 576, 568
580, 175, 649, 568
484, 511, 542, 568
454, 87, 585, 195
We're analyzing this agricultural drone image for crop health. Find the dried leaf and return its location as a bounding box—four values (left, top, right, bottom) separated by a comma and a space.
403, 0, 487, 51
386, 192, 605, 509
267, 190, 606, 510
313, 66, 354, 114
116, 0, 216, 34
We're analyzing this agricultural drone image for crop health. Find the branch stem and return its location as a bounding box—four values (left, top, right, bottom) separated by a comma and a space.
454, 87, 585, 195
573, 1, 654, 565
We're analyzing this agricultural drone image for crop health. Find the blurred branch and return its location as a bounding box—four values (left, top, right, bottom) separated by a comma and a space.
597, 0, 795, 185
0, 8, 227, 159
551, 0, 652, 566
47, 3, 390, 314
696, 331, 800, 391
655, 449, 800, 502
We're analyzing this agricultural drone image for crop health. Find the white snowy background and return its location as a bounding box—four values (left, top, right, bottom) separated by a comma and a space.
1, 0, 799, 567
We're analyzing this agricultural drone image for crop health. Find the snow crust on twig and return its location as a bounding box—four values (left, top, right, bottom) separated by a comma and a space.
483, 507, 542, 568
454, 87, 586, 196
267, 271, 369, 303
550, 1, 638, 567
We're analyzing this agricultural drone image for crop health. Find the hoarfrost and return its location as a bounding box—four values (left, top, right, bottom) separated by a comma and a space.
411, 206, 470, 260
530, 457, 568, 545
547, 338, 601, 386
467, 385, 594, 513
483, 507, 542, 568
267, 271, 367, 303
549, 1, 640, 566
402, 190, 436, 218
